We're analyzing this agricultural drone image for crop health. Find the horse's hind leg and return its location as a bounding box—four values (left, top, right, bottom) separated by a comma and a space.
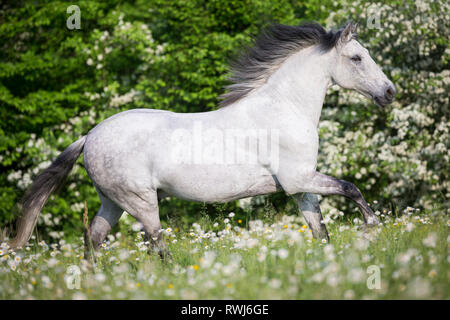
294, 193, 329, 241
84, 189, 123, 259
115, 190, 170, 261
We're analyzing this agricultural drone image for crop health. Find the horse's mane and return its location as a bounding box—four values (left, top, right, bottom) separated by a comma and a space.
219, 22, 348, 107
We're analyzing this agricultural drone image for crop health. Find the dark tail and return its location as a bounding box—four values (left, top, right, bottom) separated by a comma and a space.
9, 136, 87, 249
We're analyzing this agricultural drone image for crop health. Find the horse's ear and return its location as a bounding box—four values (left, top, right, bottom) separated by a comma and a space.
339, 22, 355, 44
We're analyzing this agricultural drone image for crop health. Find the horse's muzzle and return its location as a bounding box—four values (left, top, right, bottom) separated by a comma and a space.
374, 83, 396, 106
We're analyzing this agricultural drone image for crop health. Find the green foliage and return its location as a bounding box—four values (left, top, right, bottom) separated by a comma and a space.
0, 0, 447, 241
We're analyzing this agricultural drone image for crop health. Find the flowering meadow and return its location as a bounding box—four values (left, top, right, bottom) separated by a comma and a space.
1, 205, 448, 300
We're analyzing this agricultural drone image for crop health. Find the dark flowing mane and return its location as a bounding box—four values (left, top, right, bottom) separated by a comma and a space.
219, 22, 347, 107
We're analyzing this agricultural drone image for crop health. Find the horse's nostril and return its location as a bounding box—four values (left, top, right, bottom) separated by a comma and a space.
385, 87, 395, 100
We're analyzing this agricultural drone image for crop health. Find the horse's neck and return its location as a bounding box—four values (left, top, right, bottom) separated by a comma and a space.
239, 46, 332, 127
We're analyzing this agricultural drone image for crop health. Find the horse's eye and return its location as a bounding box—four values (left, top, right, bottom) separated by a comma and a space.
351, 55, 362, 63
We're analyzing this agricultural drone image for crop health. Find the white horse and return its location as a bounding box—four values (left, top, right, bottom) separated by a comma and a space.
10, 22, 396, 258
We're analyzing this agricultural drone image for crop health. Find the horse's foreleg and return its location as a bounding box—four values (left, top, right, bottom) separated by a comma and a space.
299, 172, 379, 227
294, 193, 329, 241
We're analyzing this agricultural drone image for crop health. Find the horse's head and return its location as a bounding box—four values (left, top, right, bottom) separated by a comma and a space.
330, 23, 396, 107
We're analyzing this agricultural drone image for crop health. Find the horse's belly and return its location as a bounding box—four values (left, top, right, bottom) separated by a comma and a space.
158, 165, 280, 202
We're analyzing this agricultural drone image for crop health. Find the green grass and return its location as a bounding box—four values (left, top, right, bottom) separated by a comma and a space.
0, 207, 448, 299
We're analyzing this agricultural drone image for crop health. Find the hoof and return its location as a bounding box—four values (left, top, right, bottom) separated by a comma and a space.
149, 246, 173, 263
365, 215, 380, 227
159, 249, 173, 262
313, 232, 330, 243
361, 218, 380, 241
361, 226, 378, 241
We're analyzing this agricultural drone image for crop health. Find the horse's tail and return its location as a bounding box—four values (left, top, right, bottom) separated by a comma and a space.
9, 136, 87, 249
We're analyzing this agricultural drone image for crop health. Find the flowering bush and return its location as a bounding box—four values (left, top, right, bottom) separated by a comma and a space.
0, 0, 447, 240
318, 0, 449, 212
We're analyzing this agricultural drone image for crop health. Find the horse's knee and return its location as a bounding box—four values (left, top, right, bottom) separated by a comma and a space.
340, 181, 362, 200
